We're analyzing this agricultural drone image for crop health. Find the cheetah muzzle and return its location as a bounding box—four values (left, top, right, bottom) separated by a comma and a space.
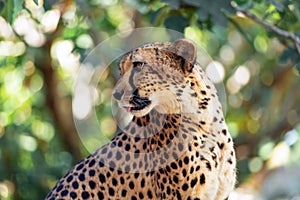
128, 94, 151, 112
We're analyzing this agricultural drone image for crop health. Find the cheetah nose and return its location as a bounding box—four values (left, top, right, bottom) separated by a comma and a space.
113, 90, 124, 100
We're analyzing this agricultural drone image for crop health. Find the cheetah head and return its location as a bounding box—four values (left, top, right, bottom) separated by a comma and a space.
113, 39, 209, 118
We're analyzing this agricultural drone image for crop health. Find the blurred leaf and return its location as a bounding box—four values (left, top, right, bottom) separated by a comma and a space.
0, 0, 4, 13
12, 0, 23, 23
161, 0, 180, 9
181, 0, 201, 7
33, 0, 39, 6
1, 0, 23, 24
295, 63, 300, 75
200, 0, 234, 27
268, 0, 285, 12
196, 8, 209, 21
234, 0, 253, 9
164, 14, 189, 33
279, 47, 300, 64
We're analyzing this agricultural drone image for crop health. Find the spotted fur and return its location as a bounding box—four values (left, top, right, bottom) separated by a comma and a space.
45, 39, 236, 200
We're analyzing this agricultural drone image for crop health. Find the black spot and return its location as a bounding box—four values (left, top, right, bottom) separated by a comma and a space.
162, 177, 167, 184
178, 143, 183, 151
159, 133, 165, 140
147, 190, 153, 198
97, 191, 104, 199
142, 142, 147, 150
188, 127, 197, 132
109, 187, 115, 196
117, 141, 123, 147
134, 173, 139, 179
129, 181, 135, 189
72, 181, 79, 189
182, 169, 187, 177
121, 189, 127, 197
160, 183, 165, 190
107, 151, 113, 159
61, 190, 68, 196
190, 177, 198, 187
88, 159, 96, 167
125, 165, 130, 172
99, 160, 105, 167
167, 186, 171, 195
136, 118, 143, 126
107, 171, 111, 178
122, 134, 128, 140
70, 191, 77, 199
182, 183, 189, 191
66, 175, 73, 183
213, 117, 218, 122
76, 163, 84, 171
222, 129, 227, 135
131, 195, 137, 200
183, 156, 189, 165
176, 190, 182, 200
200, 173, 206, 185
217, 142, 224, 149
111, 177, 118, 186
56, 185, 63, 192
206, 162, 212, 171
115, 151, 122, 160
173, 175, 179, 184
131, 127, 136, 134
79, 173, 85, 181
81, 191, 90, 199
139, 192, 144, 199
101, 147, 108, 154
89, 169, 95, 177
125, 154, 130, 161
98, 173, 106, 183
125, 144, 131, 151
170, 162, 178, 170
190, 166, 194, 173
191, 92, 197, 97
141, 178, 145, 188
109, 161, 116, 171
166, 165, 171, 173
120, 177, 125, 184
88, 180, 96, 189
200, 121, 206, 125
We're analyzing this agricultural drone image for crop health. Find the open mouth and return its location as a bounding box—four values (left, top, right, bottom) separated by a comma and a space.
126, 95, 151, 112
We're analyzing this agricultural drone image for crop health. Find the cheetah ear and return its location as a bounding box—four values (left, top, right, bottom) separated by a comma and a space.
170, 39, 197, 73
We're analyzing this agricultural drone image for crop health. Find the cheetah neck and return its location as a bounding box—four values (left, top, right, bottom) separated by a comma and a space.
122, 110, 203, 170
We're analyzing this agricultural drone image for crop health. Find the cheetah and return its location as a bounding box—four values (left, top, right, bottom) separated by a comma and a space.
45, 39, 236, 200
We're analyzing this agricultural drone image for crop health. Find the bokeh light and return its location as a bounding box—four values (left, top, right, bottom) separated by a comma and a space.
205, 61, 225, 83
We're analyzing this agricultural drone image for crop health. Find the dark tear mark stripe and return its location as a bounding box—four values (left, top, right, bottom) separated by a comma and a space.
128, 68, 136, 90
180, 56, 186, 73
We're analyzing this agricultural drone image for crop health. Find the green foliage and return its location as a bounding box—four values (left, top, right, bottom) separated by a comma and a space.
0, 0, 299, 199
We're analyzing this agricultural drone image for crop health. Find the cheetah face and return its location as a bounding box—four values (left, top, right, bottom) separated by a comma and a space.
113, 39, 197, 117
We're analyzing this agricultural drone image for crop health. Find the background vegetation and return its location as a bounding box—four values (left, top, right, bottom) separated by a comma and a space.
0, 0, 299, 199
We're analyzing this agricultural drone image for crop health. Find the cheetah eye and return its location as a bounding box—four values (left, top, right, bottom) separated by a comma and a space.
132, 61, 146, 68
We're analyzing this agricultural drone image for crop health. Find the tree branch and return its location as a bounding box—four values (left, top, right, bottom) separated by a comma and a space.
237, 9, 300, 54
35, 0, 83, 161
